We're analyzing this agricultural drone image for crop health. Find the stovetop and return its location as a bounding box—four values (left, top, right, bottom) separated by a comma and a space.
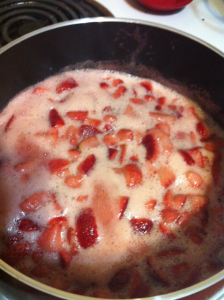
0, 0, 224, 299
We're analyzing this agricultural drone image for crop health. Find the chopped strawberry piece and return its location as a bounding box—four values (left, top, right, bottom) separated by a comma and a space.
103, 114, 117, 123
5, 114, 15, 132
146, 128, 173, 155
56, 78, 78, 93
185, 225, 206, 245
149, 112, 176, 123
76, 208, 98, 248
172, 194, 187, 209
145, 95, 155, 102
196, 121, 210, 139
155, 122, 170, 135
56, 167, 70, 178
59, 250, 73, 267
163, 189, 173, 207
103, 124, 114, 132
117, 129, 133, 141
205, 136, 224, 151
77, 195, 88, 202
130, 155, 139, 162
130, 98, 145, 105
113, 86, 127, 99
159, 222, 176, 239
100, 82, 110, 89
18, 218, 39, 232
31, 264, 54, 278
86, 118, 102, 127
78, 136, 100, 151
187, 147, 204, 168
178, 149, 195, 165
66, 110, 88, 122
77, 154, 96, 175
33, 86, 48, 95
108, 147, 118, 160
130, 218, 153, 234
47, 216, 68, 227
188, 194, 209, 213
130, 270, 149, 298
157, 96, 166, 106
2, 243, 30, 266
122, 164, 142, 187
117, 196, 129, 219
103, 134, 118, 146
48, 158, 70, 174
124, 104, 136, 117
13, 160, 36, 173
185, 171, 203, 188
119, 144, 127, 164
67, 149, 80, 161
190, 131, 196, 144
141, 134, 159, 162
173, 262, 190, 279
158, 166, 176, 189
102, 106, 112, 112
145, 199, 157, 210
37, 223, 64, 252
146, 256, 171, 286
160, 208, 180, 224
157, 247, 185, 257
212, 151, 222, 185
49, 108, 65, 128
65, 174, 83, 189
78, 124, 102, 139
140, 81, 152, 92
112, 78, 124, 86
19, 191, 49, 212
175, 131, 186, 139
64, 125, 78, 146
109, 267, 134, 292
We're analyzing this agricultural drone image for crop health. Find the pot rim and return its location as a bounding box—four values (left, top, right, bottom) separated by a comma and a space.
0, 17, 224, 300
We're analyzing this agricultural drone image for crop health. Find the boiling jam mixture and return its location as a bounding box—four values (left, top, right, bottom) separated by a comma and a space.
0, 70, 224, 298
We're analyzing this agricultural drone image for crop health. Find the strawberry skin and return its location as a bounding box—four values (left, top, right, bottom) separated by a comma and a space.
49, 108, 65, 128
48, 158, 70, 174
78, 125, 102, 139
122, 164, 143, 187
37, 223, 64, 252
18, 218, 39, 232
130, 218, 153, 234
141, 134, 159, 162
56, 78, 78, 93
178, 150, 195, 165
77, 154, 96, 175
76, 208, 98, 248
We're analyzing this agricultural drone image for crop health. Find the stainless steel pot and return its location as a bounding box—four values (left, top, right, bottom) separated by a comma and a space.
0, 18, 224, 300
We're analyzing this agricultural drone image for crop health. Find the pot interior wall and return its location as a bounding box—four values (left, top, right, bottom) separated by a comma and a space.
0, 20, 223, 111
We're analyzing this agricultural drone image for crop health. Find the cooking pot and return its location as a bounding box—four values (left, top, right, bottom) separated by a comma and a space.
0, 18, 224, 300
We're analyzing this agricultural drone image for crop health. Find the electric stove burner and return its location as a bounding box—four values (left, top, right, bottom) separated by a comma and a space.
0, 0, 113, 46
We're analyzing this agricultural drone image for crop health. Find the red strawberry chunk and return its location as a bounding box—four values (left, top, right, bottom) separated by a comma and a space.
141, 134, 159, 162
185, 225, 206, 245
65, 174, 83, 189
130, 269, 150, 298
185, 171, 203, 188
78, 136, 100, 151
59, 250, 73, 267
103, 134, 118, 146
1, 243, 30, 266
78, 125, 102, 139
205, 136, 224, 151
172, 194, 187, 209
19, 191, 49, 212
109, 267, 134, 292
56, 78, 78, 93
176, 211, 190, 227
66, 110, 88, 122
103, 114, 117, 123
196, 121, 210, 139
122, 164, 142, 187
117, 129, 133, 141
178, 150, 195, 165
49, 108, 65, 128
113, 86, 127, 99
112, 78, 124, 87
149, 112, 176, 123
130, 218, 153, 234
117, 196, 129, 219
160, 208, 180, 224
188, 194, 209, 213
159, 222, 176, 239
48, 158, 70, 174
145, 199, 157, 210
108, 147, 118, 160
5, 114, 15, 132
100, 82, 110, 89
47, 216, 68, 227
140, 81, 152, 92
119, 144, 127, 164
67, 149, 80, 161
76, 208, 98, 248
163, 189, 173, 207
18, 218, 39, 232
37, 224, 64, 252
187, 147, 204, 168
130, 98, 145, 105
158, 166, 176, 188
77, 154, 96, 175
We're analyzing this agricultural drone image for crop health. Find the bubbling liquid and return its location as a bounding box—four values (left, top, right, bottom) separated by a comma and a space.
0, 69, 224, 298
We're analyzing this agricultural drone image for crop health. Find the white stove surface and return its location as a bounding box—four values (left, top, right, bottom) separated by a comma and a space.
0, 1, 223, 300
